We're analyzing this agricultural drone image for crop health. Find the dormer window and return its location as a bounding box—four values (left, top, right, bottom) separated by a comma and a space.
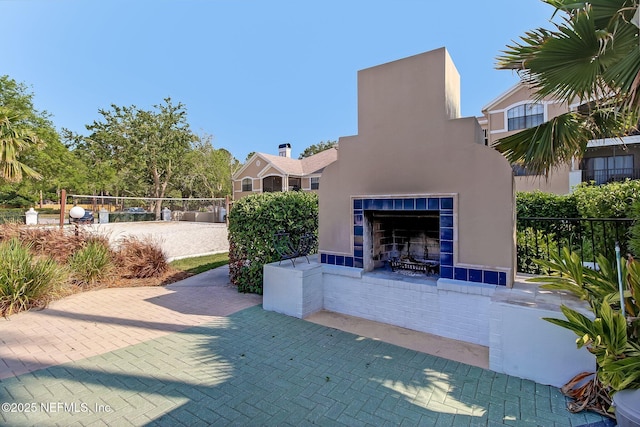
507, 103, 544, 131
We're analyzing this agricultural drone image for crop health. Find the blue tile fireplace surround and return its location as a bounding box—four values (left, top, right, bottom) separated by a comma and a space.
320, 195, 507, 286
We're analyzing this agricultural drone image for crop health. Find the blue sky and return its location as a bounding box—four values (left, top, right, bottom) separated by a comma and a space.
3, 0, 553, 161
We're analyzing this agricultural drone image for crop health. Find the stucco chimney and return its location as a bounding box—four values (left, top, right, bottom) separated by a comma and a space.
278, 143, 291, 157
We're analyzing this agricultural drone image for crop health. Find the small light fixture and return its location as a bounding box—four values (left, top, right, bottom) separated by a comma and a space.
69, 206, 86, 220
69, 205, 86, 236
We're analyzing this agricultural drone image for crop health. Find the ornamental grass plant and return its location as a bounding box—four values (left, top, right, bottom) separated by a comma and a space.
68, 240, 114, 287
115, 236, 168, 279
0, 238, 68, 317
0, 223, 178, 316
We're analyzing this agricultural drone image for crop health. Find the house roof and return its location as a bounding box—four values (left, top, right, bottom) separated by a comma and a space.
300, 146, 338, 174
481, 82, 524, 113
259, 147, 338, 175
233, 147, 338, 179
258, 153, 306, 175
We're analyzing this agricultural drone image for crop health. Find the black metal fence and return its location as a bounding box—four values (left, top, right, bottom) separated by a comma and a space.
517, 217, 636, 274
582, 168, 640, 184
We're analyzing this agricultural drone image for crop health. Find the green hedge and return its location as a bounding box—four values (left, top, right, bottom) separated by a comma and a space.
228, 192, 318, 294
517, 181, 640, 262
0, 210, 26, 224
573, 180, 640, 218
516, 191, 578, 219
517, 181, 640, 219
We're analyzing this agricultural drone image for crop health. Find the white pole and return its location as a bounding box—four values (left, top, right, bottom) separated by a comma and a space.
615, 242, 626, 318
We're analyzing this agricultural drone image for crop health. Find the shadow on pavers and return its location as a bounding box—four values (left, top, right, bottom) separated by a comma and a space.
0, 307, 609, 426
147, 266, 262, 317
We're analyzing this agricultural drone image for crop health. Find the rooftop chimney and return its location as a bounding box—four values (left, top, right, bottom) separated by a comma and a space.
278, 143, 291, 157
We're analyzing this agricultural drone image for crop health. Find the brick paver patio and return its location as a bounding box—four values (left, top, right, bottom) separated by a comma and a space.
0, 267, 611, 426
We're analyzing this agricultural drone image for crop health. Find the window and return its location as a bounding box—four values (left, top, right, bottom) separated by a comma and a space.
288, 177, 301, 191
311, 177, 320, 190
507, 103, 544, 131
262, 176, 282, 192
582, 155, 634, 184
241, 178, 252, 192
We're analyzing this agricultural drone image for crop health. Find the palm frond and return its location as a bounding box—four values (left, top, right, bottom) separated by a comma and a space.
493, 112, 590, 175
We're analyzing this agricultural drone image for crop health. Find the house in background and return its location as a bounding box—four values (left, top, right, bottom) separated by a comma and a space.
479, 82, 640, 194
232, 143, 338, 199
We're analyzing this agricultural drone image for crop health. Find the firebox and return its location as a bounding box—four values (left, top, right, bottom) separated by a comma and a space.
364, 211, 440, 275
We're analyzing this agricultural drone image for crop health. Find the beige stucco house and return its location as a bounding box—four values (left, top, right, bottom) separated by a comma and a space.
232, 143, 338, 199
479, 82, 640, 194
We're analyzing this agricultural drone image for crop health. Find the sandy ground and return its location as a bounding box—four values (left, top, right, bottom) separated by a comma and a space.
85, 221, 229, 261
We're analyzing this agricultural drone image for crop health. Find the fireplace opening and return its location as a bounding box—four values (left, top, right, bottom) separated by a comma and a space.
364, 210, 440, 277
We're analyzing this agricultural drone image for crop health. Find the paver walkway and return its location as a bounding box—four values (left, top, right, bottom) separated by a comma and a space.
0, 267, 611, 426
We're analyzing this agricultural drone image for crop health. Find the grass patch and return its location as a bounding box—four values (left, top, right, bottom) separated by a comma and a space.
170, 252, 229, 275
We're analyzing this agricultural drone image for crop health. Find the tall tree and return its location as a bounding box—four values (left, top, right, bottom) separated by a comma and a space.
83, 98, 197, 217
0, 76, 53, 183
0, 107, 43, 182
244, 151, 256, 163
175, 134, 240, 198
493, 0, 640, 175
62, 128, 117, 197
298, 140, 337, 159
0, 75, 87, 206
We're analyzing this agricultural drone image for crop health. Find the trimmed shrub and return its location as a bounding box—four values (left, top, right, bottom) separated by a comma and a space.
228, 192, 318, 294
516, 191, 578, 219
572, 181, 640, 258
572, 180, 640, 218
0, 210, 26, 224
0, 238, 67, 316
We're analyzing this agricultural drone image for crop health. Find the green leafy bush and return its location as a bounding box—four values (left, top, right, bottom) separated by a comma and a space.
0, 238, 67, 316
529, 249, 640, 417
573, 181, 640, 259
629, 201, 640, 257
573, 180, 640, 219
516, 190, 578, 219
68, 240, 113, 286
0, 209, 27, 224
516, 228, 559, 274
228, 192, 318, 294
517, 182, 640, 263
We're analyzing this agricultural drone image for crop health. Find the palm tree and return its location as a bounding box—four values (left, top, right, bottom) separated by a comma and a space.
0, 106, 42, 182
496, 1, 640, 416
493, 0, 640, 176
